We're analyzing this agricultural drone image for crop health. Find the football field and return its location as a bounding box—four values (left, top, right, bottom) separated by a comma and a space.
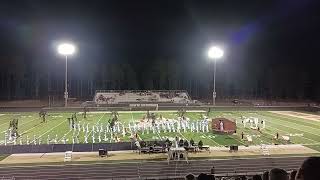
0, 110, 320, 152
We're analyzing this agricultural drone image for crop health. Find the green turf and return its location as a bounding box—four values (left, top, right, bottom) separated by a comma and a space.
0, 111, 320, 152
0, 154, 9, 161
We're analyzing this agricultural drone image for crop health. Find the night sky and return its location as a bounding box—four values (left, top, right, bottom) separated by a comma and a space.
0, 0, 320, 100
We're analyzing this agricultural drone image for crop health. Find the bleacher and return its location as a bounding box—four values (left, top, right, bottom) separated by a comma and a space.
0, 156, 313, 179
94, 90, 192, 105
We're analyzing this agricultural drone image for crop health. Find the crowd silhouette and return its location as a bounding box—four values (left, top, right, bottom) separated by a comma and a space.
185, 157, 320, 180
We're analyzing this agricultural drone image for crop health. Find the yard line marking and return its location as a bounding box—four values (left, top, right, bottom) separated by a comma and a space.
269, 111, 320, 122
131, 111, 134, 121
4, 113, 49, 135
87, 113, 106, 138
266, 117, 320, 138
266, 114, 320, 135
301, 143, 320, 146
37, 119, 69, 139
178, 132, 187, 140
267, 111, 320, 126
19, 114, 63, 135
228, 135, 246, 145
1, 117, 39, 133
201, 133, 221, 146
155, 130, 162, 140
239, 112, 319, 144
236, 125, 274, 145
58, 129, 72, 142
255, 113, 320, 139
0, 115, 14, 126
20, 122, 44, 135
266, 121, 318, 144
18, 114, 68, 140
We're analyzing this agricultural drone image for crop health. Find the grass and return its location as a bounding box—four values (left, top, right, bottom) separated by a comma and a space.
0, 111, 320, 152
0, 154, 9, 161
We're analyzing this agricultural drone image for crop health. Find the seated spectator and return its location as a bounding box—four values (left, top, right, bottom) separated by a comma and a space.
290, 170, 297, 180
240, 175, 247, 180
198, 173, 209, 180
207, 175, 215, 180
296, 157, 320, 180
185, 173, 195, 180
269, 168, 288, 180
262, 171, 269, 180
252, 174, 262, 180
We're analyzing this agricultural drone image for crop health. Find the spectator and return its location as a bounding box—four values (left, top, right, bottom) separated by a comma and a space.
252, 174, 262, 180
296, 157, 320, 180
207, 174, 215, 180
185, 173, 196, 180
198, 173, 209, 180
289, 170, 297, 180
240, 175, 247, 180
269, 168, 288, 180
210, 166, 215, 174
262, 171, 269, 180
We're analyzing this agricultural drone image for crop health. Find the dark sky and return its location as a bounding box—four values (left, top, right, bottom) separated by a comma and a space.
1, 0, 319, 62
1, 0, 320, 99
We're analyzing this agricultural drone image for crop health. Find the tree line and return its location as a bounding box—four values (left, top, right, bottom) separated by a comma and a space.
0, 56, 319, 101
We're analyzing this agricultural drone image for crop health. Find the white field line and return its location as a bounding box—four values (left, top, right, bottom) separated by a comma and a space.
260, 114, 320, 139
267, 114, 320, 135
0, 115, 14, 126
301, 143, 320, 146
268, 111, 320, 126
87, 113, 106, 138
0, 115, 32, 131
236, 124, 273, 144
266, 121, 318, 144
37, 119, 69, 139
20, 115, 71, 137
20, 124, 40, 135
58, 129, 72, 142
11, 116, 44, 134
178, 132, 187, 140
201, 133, 220, 146
13, 117, 40, 132
156, 130, 163, 140
278, 119, 320, 136
239, 112, 320, 144
228, 135, 246, 145
2, 117, 38, 133
269, 111, 320, 122
239, 122, 296, 145
254, 113, 320, 141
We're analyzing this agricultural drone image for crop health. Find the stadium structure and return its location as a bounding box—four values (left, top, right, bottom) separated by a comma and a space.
93, 90, 193, 105
0, 89, 320, 179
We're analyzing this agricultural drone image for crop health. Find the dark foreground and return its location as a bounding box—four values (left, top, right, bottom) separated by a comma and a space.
0, 156, 307, 179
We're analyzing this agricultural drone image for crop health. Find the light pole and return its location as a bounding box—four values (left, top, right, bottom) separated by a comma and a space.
208, 46, 224, 106
57, 43, 76, 107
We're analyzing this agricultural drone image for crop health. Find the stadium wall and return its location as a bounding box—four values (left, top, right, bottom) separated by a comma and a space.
45, 105, 319, 112
0, 141, 165, 154
0, 105, 319, 112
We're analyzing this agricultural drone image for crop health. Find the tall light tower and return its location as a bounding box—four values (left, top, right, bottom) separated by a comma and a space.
208, 46, 224, 106
57, 43, 76, 107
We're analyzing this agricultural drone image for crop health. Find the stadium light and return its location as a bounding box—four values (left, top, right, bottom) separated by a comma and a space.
207, 46, 224, 106
208, 46, 224, 59
58, 43, 76, 55
57, 42, 76, 107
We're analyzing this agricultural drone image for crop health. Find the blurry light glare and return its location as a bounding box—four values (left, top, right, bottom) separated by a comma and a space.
57, 43, 76, 55
208, 46, 224, 59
